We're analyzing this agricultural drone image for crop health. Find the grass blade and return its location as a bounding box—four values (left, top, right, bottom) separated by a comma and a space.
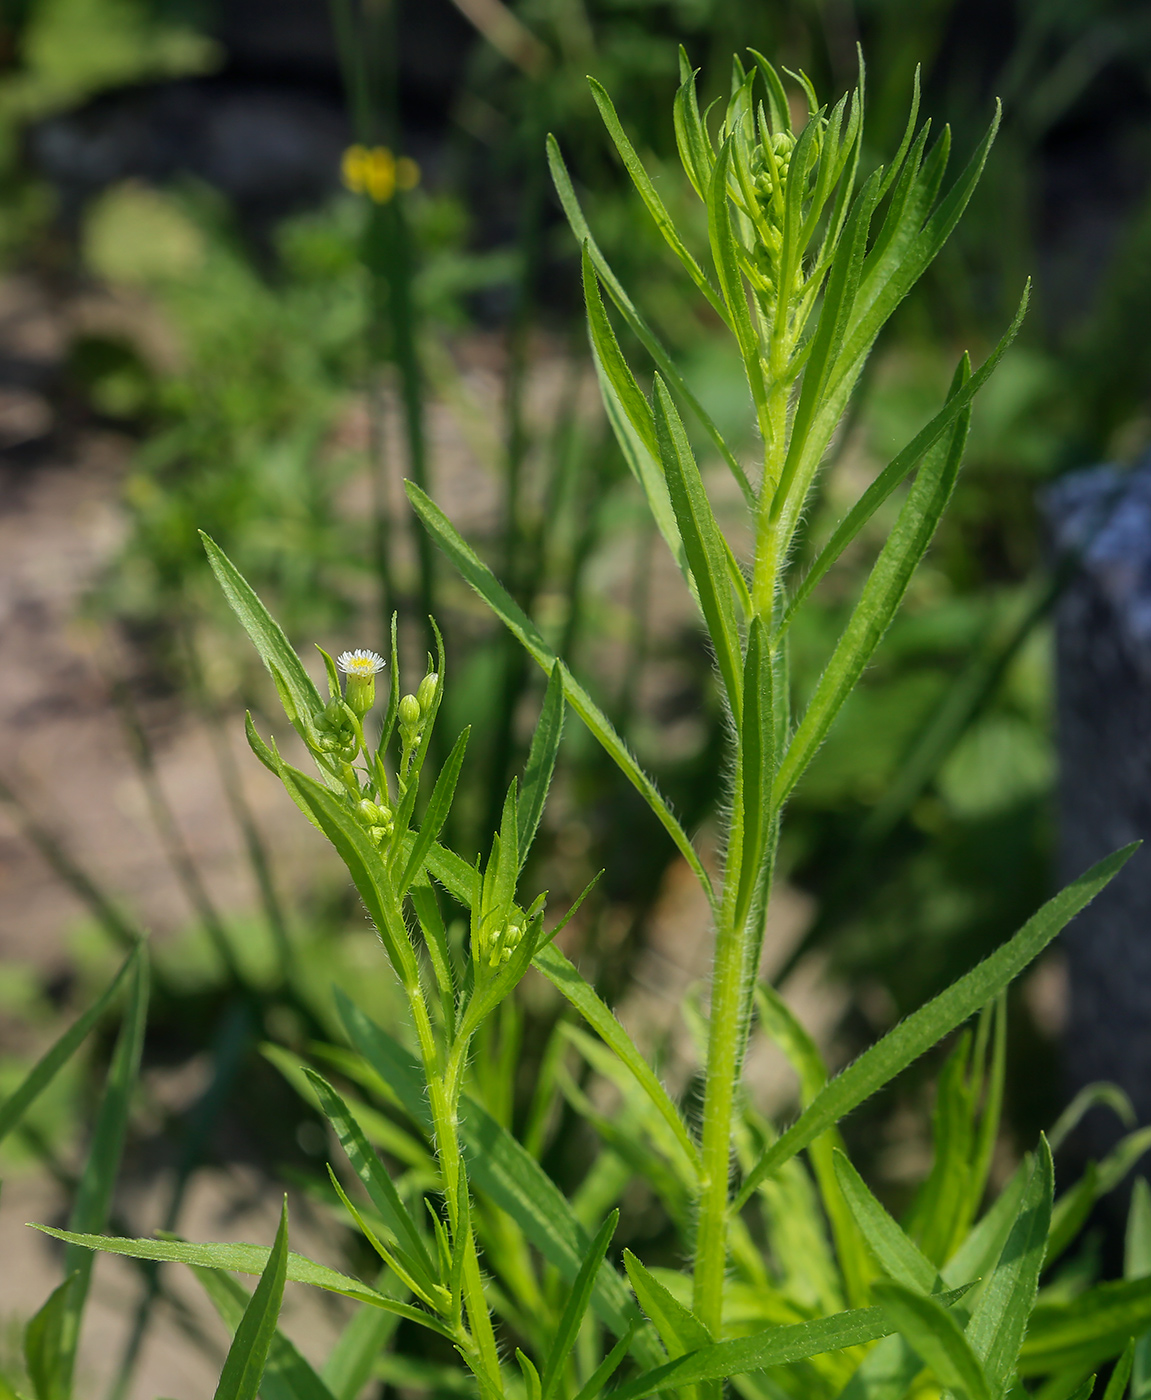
212, 1199, 290, 1400
0, 942, 142, 1146
398, 727, 470, 894
540, 1210, 619, 1400
405, 481, 715, 913
194, 1262, 337, 1400
833, 1151, 937, 1293
735, 846, 1135, 1207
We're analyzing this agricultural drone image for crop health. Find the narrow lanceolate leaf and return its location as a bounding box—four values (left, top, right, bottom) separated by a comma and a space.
608, 1290, 970, 1400
588, 78, 726, 319
194, 1262, 338, 1400
54, 948, 149, 1395
31, 1227, 454, 1337
735, 847, 1135, 1207
201, 534, 324, 736
540, 1211, 619, 1400
397, 727, 470, 894
1126, 1177, 1151, 1399
652, 376, 746, 714
775, 355, 972, 808
967, 1137, 1053, 1391
547, 136, 752, 505
624, 1250, 712, 1356
275, 763, 418, 986
304, 1071, 438, 1292
0, 941, 142, 1146
872, 1281, 991, 1400
833, 1152, 938, 1293
24, 1275, 75, 1400
332, 992, 659, 1363
213, 1199, 290, 1400
534, 942, 700, 1174
406, 482, 715, 913
783, 287, 1029, 631
519, 663, 565, 870
707, 141, 768, 431
1103, 1338, 1134, 1400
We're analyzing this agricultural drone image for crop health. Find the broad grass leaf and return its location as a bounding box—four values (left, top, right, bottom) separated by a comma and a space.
872, 1281, 991, 1400
201, 534, 324, 738
193, 1263, 337, 1400
540, 1211, 619, 1400
0, 942, 142, 1147
735, 847, 1134, 1206
405, 482, 715, 912
32, 1226, 453, 1337
212, 1200, 291, 1400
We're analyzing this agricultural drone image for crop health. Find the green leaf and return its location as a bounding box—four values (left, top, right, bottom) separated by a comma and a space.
1127, 1178, 1151, 1398
735, 848, 1134, 1207
608, 1289, 971, 1400
652, 375, 745, 713
624, 1250, 711, 1356
783, 288, 1029, 631
832, 1151, 937, 1293
547, 135, 752, 505
24, 1276, 75, 1400
212, 1198, 290, 1400
201, 533, 324, 738
193, 1263, 338, 1400
398, 727, 470, 895
968, 1137, 1053, 1391
519, 663, 565, 868
305, 1070, 439, 1292
872, 1281, 991, 1400
588, 78, 725, 314
706, 140, 768, 432
52, 948, 150, 1394
32, 1226, 454, 1337
333, 992, 658, 1362
1049, 1127, 1151, 1263
321, 1294, 402, 1400
1018, 1275, 1151, 1377
0, 942, 142, 1146
1104, 1338, 1134, 1400
775, 353, 972, 807
541, 1211, 620, 1400
534, 942, 700, 1173
1051, 1084, 1136, 1153
276, 764, 419, 986
405, 481, 715, 914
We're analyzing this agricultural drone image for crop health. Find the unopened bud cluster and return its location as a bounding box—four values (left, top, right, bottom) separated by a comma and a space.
486, 919, 522, 969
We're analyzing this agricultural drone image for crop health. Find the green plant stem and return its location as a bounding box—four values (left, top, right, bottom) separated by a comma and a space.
694, 904, 745, 1339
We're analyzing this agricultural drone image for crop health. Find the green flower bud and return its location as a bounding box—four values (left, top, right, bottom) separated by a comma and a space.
357, 799, 389, 825
417, 671, 439, 716
338, 648, 386, 719
399, 693, 422, 730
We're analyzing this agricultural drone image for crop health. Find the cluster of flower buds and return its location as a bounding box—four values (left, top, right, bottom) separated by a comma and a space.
749, 128, 796, 206
400, 671, 439, 751
486, 918, 523, 969
313, 696, 360, 760
356, 797, 394, 848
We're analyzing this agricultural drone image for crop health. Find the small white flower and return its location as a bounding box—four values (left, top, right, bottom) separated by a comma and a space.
337, 649, 386, 678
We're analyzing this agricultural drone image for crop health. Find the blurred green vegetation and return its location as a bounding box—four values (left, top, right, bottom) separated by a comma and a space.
2, 0, 1151, 1387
